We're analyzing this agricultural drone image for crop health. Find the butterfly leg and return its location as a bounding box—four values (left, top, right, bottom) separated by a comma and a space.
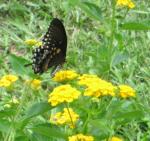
51, 64, 63, 77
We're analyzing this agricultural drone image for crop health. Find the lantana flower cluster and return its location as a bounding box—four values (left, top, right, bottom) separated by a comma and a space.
53, 70, 78, 82
119, 85, 135, 98
48, 84, 81, 106
116, 0, 135, 9
0, 74, 18, 87
109, 136, 123, 141
25, 39, 42, 46
68, 134, 94, 141
49, 70, 136, 103
26, 79, 42, 90
48, 70, 136, 141
50, 108, 79, 128
78, 74, 116, 97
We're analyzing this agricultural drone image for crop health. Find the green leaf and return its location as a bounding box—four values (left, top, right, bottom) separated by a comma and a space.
8, 54, 35, 77
111, 52, 129, 66
0, 109, 16, 118
113, 110, 145, 120
104, 99, 133, 119
24, 102, 52, 119
88, 119, 110, 139
105, 100, 145, 123
67, 0, 80, 7
15, 136, 29, 141
31, 124, 67, 139
0, 119, 11, 133
30, 132, 53, 141
120, 22, 150, 30
132, 10, 150, 14
79, 2, 102, 21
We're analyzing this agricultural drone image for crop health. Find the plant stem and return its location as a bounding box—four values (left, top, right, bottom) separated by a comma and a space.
64, 102, 80, 141
4, 86, 28, 141
123, 8, 129, 19
82, 112, 90, 132
64, 102, 75, 128
110, 0, 116, 49
107, 0, 116, 78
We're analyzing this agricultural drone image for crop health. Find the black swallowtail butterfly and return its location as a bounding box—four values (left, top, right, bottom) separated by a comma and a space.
28, 18, 67, 76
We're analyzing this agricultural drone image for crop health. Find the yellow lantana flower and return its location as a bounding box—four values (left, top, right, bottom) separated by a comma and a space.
68, 134, 94, 141
78, 74, 101, 87
2, 75, 18, 82
0, 74, 18, 87
31, 79, 42, 90
26, 79, 42, 90
48, 84, 81, 106
84, 80, 116, 97
78, 74, 116, 97
128, 1, 135, 8
116, 0, 135, 8
53, 70, 79, 82
25, 39, 42, 46
109, 136, 123, 141
50, 108, 79, 128
0, 79, 11, 87
118, 85, 135, 98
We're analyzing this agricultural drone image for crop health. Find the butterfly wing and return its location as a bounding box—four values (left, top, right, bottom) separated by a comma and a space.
32, 18, 67, 74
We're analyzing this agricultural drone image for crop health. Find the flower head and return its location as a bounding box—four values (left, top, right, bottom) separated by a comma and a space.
53, 70, 79, 82
48, 84, 81, 106
116, 0, 135, 9
50, 108, 79, 128
25, 39, 42, 46
128, 1, 135, 8
30, 79, 42, 90
68, 134, 94, 141
78, 74, 101, 87
78, 74, 116, 98
26, 79, 41, 90
118, 85, 135, 98
0, 79, 11, 87
109, 136, 123, 141
2, 75, 18, 82
0, 74, 18, 87
84, 80, 116, 98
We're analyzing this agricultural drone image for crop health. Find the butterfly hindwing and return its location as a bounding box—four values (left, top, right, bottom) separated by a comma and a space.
32, 18, 67, 74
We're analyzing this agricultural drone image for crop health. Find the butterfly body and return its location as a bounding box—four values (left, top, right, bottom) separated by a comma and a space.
32, 18, 67, 74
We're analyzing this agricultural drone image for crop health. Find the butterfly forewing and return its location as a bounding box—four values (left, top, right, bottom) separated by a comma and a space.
32, 18, 67, 74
